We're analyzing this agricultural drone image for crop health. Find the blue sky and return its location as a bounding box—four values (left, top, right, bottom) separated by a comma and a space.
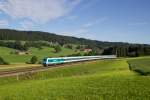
0, 0, 150, 44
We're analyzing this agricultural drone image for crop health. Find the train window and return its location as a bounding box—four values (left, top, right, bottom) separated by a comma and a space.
48, 59, 64, 62
48, 59, 54, 62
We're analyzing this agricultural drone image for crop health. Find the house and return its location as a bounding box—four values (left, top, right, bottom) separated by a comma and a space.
84, 49, 92, 53
15, 50, 30, 55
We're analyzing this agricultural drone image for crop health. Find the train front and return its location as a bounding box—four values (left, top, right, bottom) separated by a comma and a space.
43, 58, 48, 67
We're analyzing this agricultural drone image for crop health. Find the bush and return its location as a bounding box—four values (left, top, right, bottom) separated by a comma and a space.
84, 51, 99, 56
54, 45, 61, 53
30, 56, 38, 64
65, 44, 73, 49
67, 53, 82, 57
0, 57, 9, 65
38, 61, 42, 64
25, 61, 31, 64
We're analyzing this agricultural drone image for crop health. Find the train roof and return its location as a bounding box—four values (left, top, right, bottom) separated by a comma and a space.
44, 55, 117, 59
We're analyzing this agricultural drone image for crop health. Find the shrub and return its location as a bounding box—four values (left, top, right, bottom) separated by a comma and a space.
38, 61, 42, 64
25, 61, 31, 64
67, 53, 82, 57
54, 45, 61, 53
30, 56, 38, 64
65, 44, 73, 49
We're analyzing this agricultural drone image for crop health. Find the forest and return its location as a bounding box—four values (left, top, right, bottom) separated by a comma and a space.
0, 29, 150, 57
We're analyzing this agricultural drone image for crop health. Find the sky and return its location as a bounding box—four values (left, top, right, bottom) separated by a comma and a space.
0, 0, 150, 44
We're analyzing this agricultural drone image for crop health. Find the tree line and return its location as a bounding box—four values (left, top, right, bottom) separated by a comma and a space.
0, 41, 51, 51
0, 29, 137, 48
0, 29, 150, 57
102, 45, 150, 57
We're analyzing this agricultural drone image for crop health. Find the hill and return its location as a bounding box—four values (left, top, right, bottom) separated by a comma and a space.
0, 46, 79, 63
0, 29, 145, 48
0, 29, 150, 57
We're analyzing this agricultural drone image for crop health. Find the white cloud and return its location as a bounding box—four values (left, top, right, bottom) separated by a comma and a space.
61, 17, 109, 36
60, 17, 109, 38
0, 19, 9, 27
83, 17, 109, 28
61, 28, 89, 37
0, 0, 81, 23
66, 15, 78, 20
19, 20, 35, 30
74, 28, 88, 34
83, 23, 93, 28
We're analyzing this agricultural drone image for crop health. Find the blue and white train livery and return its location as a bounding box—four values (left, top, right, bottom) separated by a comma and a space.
43, 55, 116, 67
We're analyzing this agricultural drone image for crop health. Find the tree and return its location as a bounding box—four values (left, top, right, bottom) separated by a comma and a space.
64, 44, 73, 49
54, 45, 61, 53
102, 47, 116, 55
30, 56, 38, 64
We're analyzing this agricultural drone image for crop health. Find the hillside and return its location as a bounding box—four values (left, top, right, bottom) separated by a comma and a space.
0, 29, 143, 48
0, 46, 79, 63
0, 29, 150, 58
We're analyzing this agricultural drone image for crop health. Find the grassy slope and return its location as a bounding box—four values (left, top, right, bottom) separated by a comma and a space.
127, 57, 150, 75
0, 46, 77, 63
0, 59, 150, 100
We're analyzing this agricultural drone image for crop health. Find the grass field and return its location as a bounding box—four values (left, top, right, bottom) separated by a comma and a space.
0, 58, 150, 100
0, 46, 78, 64
127, 57, 150, 75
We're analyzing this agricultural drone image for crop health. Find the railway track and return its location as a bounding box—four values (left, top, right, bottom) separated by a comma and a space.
0, 66, 44, 77
0, 59, 109, 78
0, 55, 116, 77
0, 60, 91, 77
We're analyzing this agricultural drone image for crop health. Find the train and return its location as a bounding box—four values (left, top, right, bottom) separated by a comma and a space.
42, 55, 117, 67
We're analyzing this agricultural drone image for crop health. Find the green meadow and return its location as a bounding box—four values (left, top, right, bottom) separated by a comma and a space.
128, 57, 150, 75
0, 58, 150, 100
0, 46, 78, 64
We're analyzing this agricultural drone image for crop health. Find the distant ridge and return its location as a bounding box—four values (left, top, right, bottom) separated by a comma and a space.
0, 29, 149, 48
